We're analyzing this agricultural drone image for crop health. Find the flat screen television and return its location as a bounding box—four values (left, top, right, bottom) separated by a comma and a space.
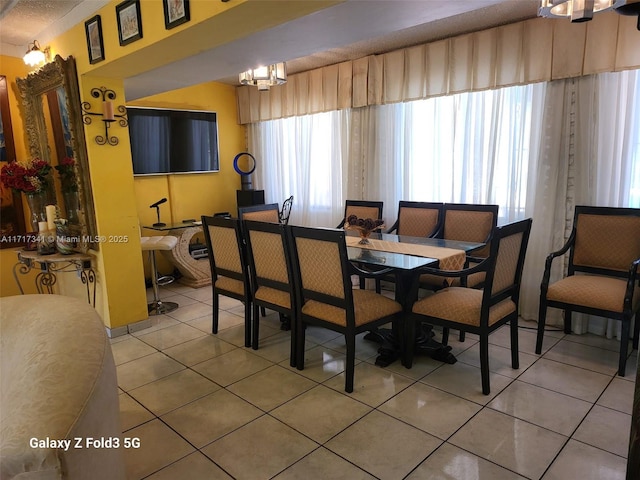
127, 107, 220, 175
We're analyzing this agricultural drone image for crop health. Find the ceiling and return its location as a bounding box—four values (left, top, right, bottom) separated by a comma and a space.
0, 0, 541, 100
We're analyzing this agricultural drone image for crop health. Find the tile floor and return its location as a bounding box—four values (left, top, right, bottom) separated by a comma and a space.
113, 283, 636, 480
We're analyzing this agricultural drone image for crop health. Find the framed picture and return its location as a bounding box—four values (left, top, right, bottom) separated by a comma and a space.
116, 0, 143, 46
163, 0, 190, 29
84, 15, 104, 64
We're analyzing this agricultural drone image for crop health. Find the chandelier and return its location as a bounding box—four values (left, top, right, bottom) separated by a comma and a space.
239, 63, 287, 91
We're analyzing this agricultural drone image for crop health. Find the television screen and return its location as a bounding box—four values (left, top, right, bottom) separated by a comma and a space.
128, 107, 220, 175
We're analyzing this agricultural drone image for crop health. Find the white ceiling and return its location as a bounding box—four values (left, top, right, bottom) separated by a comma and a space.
0, 0, 541, 100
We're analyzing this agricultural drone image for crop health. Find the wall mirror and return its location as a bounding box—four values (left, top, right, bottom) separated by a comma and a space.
16, 55, 98, 250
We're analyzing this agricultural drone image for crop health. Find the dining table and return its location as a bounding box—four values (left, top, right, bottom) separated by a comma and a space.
345, 230, 484, 367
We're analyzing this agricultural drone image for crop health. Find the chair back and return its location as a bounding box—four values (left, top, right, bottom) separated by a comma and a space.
238, 203, 281, 223
570, 206, 640, 276
394, 201, 443, 237
483, 218, 532, 308
441, 203, 499, 257
288, 226, 355, 325
338, 200, 384, 228
201, 215, 248, 287
279, 195, 294, 225
244, 220, 293, 296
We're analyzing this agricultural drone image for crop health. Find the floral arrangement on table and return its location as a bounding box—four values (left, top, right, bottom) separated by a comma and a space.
54, 156, 78, 193
345, 214, 385, 244
0, 158, 51, 194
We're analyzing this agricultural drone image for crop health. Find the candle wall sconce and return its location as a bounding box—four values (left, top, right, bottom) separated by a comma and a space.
81, 87, 128, 146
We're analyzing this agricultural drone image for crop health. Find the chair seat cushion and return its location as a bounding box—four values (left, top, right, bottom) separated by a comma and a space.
302, 289, 402, 327
255, 287, 291, 309
215, 276, 245, 296
140, 235, 178, 251
412, 287, 516, 327
547, 275, 640, 313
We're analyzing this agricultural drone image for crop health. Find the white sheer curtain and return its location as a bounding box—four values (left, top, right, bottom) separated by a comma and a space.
248, 110, 351, 227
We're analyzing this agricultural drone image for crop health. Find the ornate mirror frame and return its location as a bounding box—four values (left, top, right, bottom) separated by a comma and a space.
16, 55, 98, 250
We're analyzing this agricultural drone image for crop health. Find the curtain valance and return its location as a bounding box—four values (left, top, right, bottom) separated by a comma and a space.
237, 13, 639, 124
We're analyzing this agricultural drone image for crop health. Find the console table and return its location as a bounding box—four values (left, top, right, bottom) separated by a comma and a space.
142, 222, 212, 288
13, 250, 96, 306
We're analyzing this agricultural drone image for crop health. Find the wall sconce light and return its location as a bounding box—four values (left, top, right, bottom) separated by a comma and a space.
239, 62, 287, 91
23, 40, 50, 67
81, 87, 128, 146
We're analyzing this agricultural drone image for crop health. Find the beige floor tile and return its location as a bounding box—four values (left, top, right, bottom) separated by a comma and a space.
109, 333, 133, 344
456, 342, 538, 378
216, 322, 280, 348
282, 345, 347, 382
162, 334, 237, 366
182, 286, 214, 302
191, 348, 273, 386
270, 385, 372, 443
379, 382, 482, 439
449, 409, 566, 480
323, 361, 414, 407
162, 284, 198, 296
110, 336, 157, 365
563, 331, 631, 353
544, 339, 621, 375
116, 352, 185, 391
489, 324, 562, 355
597, 377, 635, 414
123, 419, 195, 480
161, 389, 262, 448
215, 295, 244, 310
542, 439, 627, 480
136, 323, 206, 350
130, 315, 180, 336
325, 410, 441, 480
227, 365, 316, 411
250, 331, 295, 364
201, 415, 318, 480
623, 353, 638, 381
407, 443, 527, 480
380, 352, 442, 380
322, 332, 381, 362
302, 325, 343, 345
227, 302, 250, 318
119, 393, 154, 432
162, 293, 200, 307
167, 301, 214, 322
272, 447, 376, 480
129, 369, 220, 416
572, 405, 631, 457
488, 380, 592, 436
145, 452, 232, 480
420, 361, 513, 404
184, 314, 214, 333
518, 358, 611, 402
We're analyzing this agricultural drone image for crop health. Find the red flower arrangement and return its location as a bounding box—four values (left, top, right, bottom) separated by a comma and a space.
54, 156, 78, 193
0, 159, 51, 194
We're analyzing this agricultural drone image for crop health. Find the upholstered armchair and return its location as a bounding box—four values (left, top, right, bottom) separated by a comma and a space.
238, 203, 281, 223
535, 206, 640, 376
387, 201, 443, 237
336, 200, 384, 229
405, 218, 532, 395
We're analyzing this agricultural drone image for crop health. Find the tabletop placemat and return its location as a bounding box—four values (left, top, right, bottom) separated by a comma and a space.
345, 236, 465, 271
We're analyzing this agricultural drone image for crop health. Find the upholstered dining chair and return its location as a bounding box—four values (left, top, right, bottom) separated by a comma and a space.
201, 215, 252, 347
387, 201, 443, 238
535, 206, 640, 376
405, 218, 532, 395
243, 220, 297, 366
420, 203, 499, 342
288, 225, 403, 393
336, 200, 384, 229
238, 203, 281, 223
